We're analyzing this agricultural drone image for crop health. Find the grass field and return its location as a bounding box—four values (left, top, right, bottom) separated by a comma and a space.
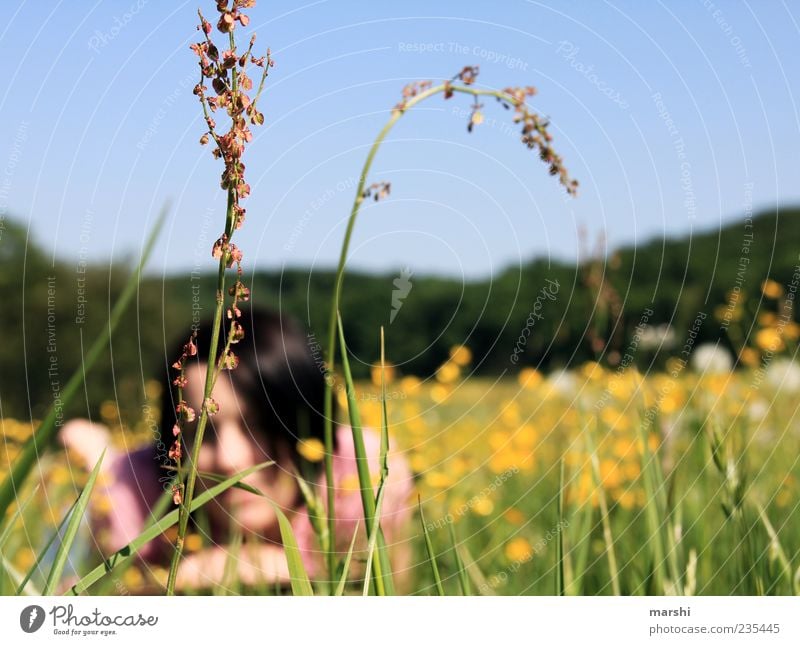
2, 355, 798, 595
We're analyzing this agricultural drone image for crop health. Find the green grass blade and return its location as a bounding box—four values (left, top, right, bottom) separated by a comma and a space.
0, 483, 40, 552
65, 460, 272, 595
215, 522, 242, 596
44, 450, 106, 595
362, 482, 388, 596
567, 492, 595, 595
456, 541, 493, 595
586, 421, 621, 595
755, 501, 795, 594
336, 312, 394, 595
162, 465, 269, 498
334, 521, 360, 596
271, 499, 314, 596
379, 327, 389, 483
0, 206, 168, 528
15, 493, 77, 596
184, 463, 313, 596
635, 403, 682, 594
293, 470, 328, 555
1, 554, 41, 595
93, 486, 174, 595
634, 399, 667, 594
448, 522, 471, 595
418, 497, 444, 596
556, 457, 565, 596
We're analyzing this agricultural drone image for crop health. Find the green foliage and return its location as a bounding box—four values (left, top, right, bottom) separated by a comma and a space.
4, 208, 797, 422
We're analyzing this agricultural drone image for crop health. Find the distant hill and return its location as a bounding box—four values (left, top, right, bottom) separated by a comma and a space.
1, 207, 798, 420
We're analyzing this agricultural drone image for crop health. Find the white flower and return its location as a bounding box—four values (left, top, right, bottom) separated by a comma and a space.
766, 359, 800, 393
691, 343, 733, 374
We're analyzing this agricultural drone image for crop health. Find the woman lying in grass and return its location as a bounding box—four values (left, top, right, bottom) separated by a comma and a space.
60, 307, 414, 592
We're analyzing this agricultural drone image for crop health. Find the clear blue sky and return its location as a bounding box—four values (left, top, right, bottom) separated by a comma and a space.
1, 0, 798, 279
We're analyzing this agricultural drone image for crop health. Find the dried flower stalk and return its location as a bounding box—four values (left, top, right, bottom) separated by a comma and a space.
166, 0, 270, 596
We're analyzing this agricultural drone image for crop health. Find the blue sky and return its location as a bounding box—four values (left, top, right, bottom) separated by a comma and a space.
1, 0, 798, 279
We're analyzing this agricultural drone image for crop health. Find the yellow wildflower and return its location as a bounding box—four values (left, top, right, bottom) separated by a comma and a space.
518, 367, 543, 389
430, 384, 450, 403
471, 497, 494, 516
183, 533, 203, 553
449, 345, 472, 366
505, 537, 533, 562
504, 507, 526, 525
436, 361, 461, 384
755, 328, 784, 352
738, 347, 760, 367
297, 438, 326, 462
400, 375, 421, 393
370, 362, 395, 386
761, 279, 784, 299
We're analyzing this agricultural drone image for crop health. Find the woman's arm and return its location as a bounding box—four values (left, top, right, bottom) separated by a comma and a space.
292, 425, 416, 588
175, 542, 290, 590
59, 419, 166, 562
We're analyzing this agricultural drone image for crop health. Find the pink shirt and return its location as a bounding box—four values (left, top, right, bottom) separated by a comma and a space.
92, 425, 414, 577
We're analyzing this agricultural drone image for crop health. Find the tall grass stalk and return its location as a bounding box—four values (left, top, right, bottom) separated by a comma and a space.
334, 521, 360, 596
585, 421, 621, 595
67, 460, 273, 595
418, 498, 445, 596
706, 419, 769, 595
336, 313, 394, 594
43, 451, 105, 594
166, 5, 272, 595
321, 73, 578, 581
0, 207, 167, 528
448, 523, 471, 595
556, 458, 566, 596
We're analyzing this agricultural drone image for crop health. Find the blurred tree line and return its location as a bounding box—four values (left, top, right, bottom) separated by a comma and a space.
1, 207, 798, 424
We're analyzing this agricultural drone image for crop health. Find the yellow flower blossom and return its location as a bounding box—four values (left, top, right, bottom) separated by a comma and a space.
400, 375, 421, 393
449, 345, 472, 367
581, 361, 604, 381
436, 361, 461, 384
184, 534, 203, 553
738, 347, 760, 367
500, 400, 520, 426
504, 507, 526, 525
761, 279, 784, 299
505, 537, 533, 562
471, 497, 494, 516
424, 471, 455, 489
370, 362, 395, 386
755, 328, 784, 352
297, 438, 326, 462
783, 322, 800, 341
518, 367, 543, 389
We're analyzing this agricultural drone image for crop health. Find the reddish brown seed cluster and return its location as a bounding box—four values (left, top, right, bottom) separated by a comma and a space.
448, 66, 578, 196
393, 66, 578, 196
393, 80, 433, 114
501, 86, 579, 196
168, 335, 198, 504
167, 1, 270, 502
191, 1, 272, 234
362, 182, 391, 202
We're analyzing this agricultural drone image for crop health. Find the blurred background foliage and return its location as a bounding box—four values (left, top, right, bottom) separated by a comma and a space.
1, 206, 798, 426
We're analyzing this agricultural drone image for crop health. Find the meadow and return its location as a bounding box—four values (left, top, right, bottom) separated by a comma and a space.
1, 1, 798, 599
2, 350, 799, 595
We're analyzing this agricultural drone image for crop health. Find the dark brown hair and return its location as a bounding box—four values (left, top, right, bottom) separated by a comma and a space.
153, 306, 336, 486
